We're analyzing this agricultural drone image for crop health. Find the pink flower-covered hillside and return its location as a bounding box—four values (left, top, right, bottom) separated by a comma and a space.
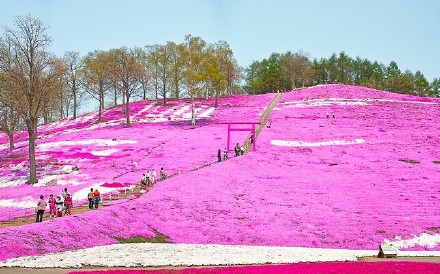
0, 85, 439, 262
0, 93, 276, 221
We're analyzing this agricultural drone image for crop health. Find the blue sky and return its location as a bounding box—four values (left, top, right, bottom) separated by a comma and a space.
1, 0, 439, 81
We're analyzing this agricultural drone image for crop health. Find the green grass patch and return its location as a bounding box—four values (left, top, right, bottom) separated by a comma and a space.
115, 229, 171, 244
398, 159, 420, 164
432, 161, 440, 164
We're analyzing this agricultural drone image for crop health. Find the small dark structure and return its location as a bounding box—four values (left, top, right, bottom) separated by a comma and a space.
378, 244, 397, 258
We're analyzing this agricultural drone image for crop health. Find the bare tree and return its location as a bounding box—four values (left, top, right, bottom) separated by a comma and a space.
0, 14, 59, 184
63, 51, 83, 119
111, 47, 143, 127
41, 57, 68, 123
0, 77, 22, 151
145, 45, 160, 100
133, 47, 151, 100
157, 43, 174, 105
182, 35, 208, 126
82, 50, 110, 122
168, 42, 185, 99
206, 43, 226, 108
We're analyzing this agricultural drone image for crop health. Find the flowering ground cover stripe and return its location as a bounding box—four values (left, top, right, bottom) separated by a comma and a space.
66, 262, 440, 274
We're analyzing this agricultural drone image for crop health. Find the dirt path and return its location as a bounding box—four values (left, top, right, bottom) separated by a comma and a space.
0, 186, 148, 228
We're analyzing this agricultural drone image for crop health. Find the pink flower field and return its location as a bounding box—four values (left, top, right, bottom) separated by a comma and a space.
0, 84, 439, 262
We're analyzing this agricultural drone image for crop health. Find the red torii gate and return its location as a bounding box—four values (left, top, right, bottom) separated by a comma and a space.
221, 121, 261, 152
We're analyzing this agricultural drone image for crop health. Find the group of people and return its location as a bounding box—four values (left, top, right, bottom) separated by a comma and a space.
217, 143, 246, 162
36, 188, 73, 222
87, 188, 102, 210
140, 167, 166, 188
217, 148, 229, 162
36, 187, 102, 223
234, 143, 245, 157
326, 112, 336, 119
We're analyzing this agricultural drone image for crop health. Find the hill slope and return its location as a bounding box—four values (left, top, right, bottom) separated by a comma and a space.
0, 84, 439, 261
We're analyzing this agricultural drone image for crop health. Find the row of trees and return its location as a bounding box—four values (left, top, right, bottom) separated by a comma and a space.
0, 15, 242, 184
245, 51, 440, 97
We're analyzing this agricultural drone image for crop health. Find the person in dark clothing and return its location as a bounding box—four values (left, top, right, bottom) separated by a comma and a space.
217, 149, 222, 162
160, 167, 167, 181
35, 195, 47, 222
88, 188, 94, 209
234, 143, 240, 157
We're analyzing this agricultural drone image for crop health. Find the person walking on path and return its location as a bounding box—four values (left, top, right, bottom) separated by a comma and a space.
217, 149, 222, 162
47, 194, 56, 218
223, 148, 228, 161
35, 195, 47, 223
151, 170, 157, 185
93, 189, 101, 209
146, 170, 151, 187
64, 193, 73, 215
234, 143, 240, 157
55, 195, 64, 217
160, 167, 166, 181
88, 188, 94, 209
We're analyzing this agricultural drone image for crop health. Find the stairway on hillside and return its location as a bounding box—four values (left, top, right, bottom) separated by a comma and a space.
243, 92, 283, 153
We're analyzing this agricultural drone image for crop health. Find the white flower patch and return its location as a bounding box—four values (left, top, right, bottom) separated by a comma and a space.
182, 107, 202, 119
133, 103, 155, 118
0, 178, 28, 188
8, 163, 24, 169
271, 139, 365, 147
0, 143, 8, 151
384, 233, 440, 249
281, 98, 368, 108
90, 149, 118, 156
37, 139, 137, 151
149, 117, 171, 123
198, 107, 215, 118
33, 174, 63, 187
280, 98, 438, 108
1, 243, 440, 269
173, 105, 191, 116
0, 243, 376, 268
60, 165, 75, 172
0, 196, 36, 208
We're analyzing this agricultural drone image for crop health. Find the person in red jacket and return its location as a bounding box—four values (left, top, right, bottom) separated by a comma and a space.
47, 194, 56, 218
93, 189, 101, 209
64, 193, 73, 215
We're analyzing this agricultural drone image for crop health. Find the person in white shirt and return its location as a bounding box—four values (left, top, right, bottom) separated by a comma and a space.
146, 171, 151, 186
151, 170, 157, 185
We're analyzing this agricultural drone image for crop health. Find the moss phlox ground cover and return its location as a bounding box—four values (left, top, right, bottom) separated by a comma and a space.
0, 85, 439, 263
